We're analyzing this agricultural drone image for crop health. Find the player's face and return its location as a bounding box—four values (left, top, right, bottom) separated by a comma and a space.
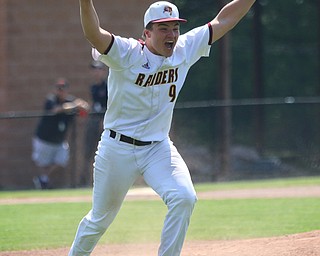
145, 22, 180, 57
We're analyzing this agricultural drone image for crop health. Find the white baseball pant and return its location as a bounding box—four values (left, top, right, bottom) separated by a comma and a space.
69, 129, 197, 256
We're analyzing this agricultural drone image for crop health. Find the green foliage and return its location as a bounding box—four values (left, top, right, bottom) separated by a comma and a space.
171, 1, 320, 167
173, 0, 319, 100
261, 0, 319, 96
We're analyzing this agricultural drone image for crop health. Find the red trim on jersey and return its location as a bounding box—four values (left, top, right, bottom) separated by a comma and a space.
104, 35, 115, 55
138, 39, 146, 50
138, 39, 146, 45
207, 22, 213, 45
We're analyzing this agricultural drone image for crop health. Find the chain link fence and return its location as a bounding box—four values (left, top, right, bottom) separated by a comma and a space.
1, 97, 319, 190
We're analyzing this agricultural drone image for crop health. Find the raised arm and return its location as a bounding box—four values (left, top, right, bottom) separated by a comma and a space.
79, 0, 112, 53
210, 0, 256, 43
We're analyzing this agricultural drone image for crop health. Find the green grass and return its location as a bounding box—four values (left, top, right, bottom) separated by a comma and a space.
194, 176, 320, 192
0, 176, 319, 251
1, 176, 319, 199
0, 188, 91, 199
189, 198, 320, 240
0, 203, 90, 250
104, 197, 320, 243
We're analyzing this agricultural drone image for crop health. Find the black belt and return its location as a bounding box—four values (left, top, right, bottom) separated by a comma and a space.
110, 130, 153, 146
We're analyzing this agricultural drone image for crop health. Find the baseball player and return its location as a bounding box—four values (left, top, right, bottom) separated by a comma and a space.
69, 0, 256, 255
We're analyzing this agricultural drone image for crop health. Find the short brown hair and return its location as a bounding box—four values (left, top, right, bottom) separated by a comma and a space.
142, 23, 154, 40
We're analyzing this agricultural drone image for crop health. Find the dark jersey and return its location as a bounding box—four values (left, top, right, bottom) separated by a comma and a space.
35, 93, 76, 144
90, 79, 108, 114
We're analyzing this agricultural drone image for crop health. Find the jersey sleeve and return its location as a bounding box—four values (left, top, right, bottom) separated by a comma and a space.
177, 24, 212, 67
92, 36, 141, 71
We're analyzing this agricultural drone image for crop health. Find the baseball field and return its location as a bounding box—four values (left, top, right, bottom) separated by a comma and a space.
1, 176, 320, 256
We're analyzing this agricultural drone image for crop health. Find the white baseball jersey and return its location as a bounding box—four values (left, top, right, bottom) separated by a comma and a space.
93, 23, 212, 141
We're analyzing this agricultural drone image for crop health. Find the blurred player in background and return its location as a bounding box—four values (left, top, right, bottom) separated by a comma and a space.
32, 78, 89, 189
69, 0, 256, 255
79, 60, 108, 187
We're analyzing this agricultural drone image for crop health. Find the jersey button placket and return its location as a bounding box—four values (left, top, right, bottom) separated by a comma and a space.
151, 86, 160, 115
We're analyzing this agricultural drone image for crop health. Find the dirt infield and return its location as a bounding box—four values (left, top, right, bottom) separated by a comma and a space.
1, 185, 320, 256
2, 231, 320, 256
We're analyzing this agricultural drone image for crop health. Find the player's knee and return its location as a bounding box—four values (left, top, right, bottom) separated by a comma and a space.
181, 192, 197, 210
165, 189, 197, 212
